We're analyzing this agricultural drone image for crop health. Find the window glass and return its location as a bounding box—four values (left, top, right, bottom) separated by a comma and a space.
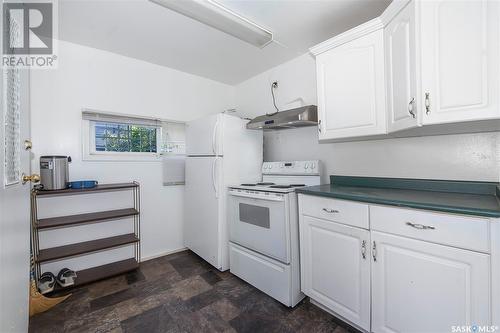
94, 122, 157, 153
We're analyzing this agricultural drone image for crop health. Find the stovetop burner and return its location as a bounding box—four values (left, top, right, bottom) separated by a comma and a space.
240, 182, 277, 186
237, 182, 309, 193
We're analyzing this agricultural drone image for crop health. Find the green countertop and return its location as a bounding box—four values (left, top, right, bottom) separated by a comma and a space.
296, 176, 500, 218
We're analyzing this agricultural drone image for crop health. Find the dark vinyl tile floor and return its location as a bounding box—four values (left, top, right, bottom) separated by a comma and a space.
29, 250, 358, 333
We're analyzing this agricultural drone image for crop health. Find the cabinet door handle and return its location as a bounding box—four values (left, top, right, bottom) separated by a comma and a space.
408, 97, 416, 118
406, 222, 435, 230
372, 241, 377, 262
425, 93, 431, 115
318, 119, 322, 133
361, 240, 367, 260
322, 208, 339, 213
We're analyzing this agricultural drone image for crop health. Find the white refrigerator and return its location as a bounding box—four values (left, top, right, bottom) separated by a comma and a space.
184, 113, 263, 271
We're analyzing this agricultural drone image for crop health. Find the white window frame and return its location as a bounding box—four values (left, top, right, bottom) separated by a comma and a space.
82, 108, 185, 162
82, 120, 162, 161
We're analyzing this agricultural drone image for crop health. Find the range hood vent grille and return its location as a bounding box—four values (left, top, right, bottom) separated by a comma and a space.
246, 105, 318, 130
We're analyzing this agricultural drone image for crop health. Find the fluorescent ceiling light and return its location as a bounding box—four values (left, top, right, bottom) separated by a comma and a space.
150, 0, 273, 48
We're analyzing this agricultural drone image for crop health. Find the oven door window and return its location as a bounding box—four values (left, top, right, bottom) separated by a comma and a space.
239, 203, 270, 229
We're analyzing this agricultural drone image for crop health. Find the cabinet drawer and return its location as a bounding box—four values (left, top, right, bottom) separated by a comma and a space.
229, 242, 294, 307
370, 205, 490, 253
299, 195, 369, 229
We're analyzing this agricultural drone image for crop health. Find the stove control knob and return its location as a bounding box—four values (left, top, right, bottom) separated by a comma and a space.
280, 163, 284, 168
304, 163, 309, 169
311, 163, 316, 169
269, 165, 273, 169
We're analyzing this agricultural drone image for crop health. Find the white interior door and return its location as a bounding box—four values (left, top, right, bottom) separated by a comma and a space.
371, 231, 491, 333
385, 1, 419, 133
0, 62, 32, 331
300, 215, 371, 331
420, 0, 500, 124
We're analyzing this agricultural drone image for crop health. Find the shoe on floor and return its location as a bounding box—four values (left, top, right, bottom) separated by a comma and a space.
56, 268, 77, 287
38, 272, 56, 295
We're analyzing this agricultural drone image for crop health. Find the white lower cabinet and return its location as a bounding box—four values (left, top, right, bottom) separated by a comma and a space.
371, 231, 491, 333
300, 215, 371, 331
298, 194, 495, 332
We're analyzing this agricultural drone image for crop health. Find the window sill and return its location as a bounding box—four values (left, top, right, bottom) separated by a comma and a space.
82, 152, 163, 162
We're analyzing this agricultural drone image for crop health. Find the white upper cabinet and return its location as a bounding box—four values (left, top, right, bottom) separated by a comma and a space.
385, 1, 419, 132
420, 0, 500, 124
310, 0, 500, 141
313, 21, 387, 141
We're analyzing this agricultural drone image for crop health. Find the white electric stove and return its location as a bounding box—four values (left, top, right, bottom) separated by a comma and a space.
227, 160, 321, 307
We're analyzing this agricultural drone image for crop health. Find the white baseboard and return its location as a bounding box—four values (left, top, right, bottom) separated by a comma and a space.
141, 247, 188, 262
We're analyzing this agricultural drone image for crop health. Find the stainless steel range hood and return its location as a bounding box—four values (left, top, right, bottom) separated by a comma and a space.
246, 105, 318, 130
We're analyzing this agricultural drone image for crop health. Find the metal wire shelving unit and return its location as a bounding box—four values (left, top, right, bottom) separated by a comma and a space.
30, 182, 141, 291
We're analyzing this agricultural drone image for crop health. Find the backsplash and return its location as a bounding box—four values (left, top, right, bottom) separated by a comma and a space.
264, 127, 500, 183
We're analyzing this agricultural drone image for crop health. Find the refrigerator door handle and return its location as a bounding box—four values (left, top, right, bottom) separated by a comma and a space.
212, 158, 218, 198
212, 118, 220, 155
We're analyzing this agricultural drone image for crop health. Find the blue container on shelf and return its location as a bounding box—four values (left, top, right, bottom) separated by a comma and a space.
68, 180, 98, 189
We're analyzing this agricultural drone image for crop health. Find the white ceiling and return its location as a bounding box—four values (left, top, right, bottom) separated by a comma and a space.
59, 0, 391, 85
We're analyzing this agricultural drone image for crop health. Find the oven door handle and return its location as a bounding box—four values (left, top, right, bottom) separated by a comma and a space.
228, 191, 284, 202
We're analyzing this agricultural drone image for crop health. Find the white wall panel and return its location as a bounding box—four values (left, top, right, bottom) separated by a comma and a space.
30, 41, 235, 267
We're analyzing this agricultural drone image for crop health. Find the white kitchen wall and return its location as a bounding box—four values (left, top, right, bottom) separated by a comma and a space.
235, 54, 500, 183
30, 40, 235, 271
29, 41, 500, 275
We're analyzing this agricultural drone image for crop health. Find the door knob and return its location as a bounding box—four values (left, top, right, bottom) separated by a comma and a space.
24, 139, 32, 150
22, 173, 40, 185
